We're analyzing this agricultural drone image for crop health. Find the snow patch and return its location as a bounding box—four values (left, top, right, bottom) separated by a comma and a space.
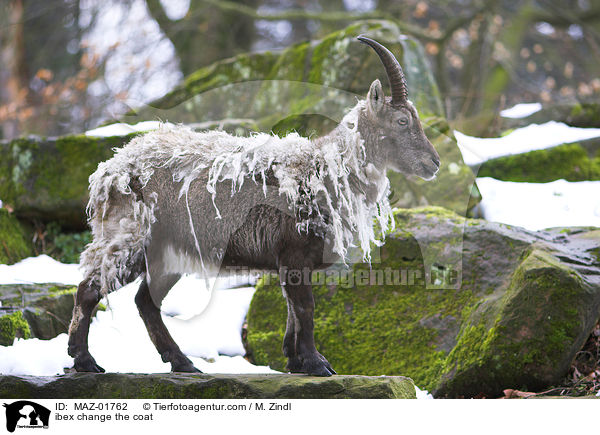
500, 103, 542, 119
477, 177, 600, 231
0, 255, 82, 285
85, 121, 168, 137
415, 386, 434, 399
455, 121, 600, 165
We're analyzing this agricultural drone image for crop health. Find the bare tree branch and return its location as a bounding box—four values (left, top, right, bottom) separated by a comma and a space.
195, 0, 439, 41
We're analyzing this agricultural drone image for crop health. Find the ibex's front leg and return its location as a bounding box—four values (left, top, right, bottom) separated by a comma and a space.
279, 258, 336, 376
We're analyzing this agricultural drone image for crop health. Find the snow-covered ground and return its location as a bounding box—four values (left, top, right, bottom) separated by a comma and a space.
0, 256, 276, 376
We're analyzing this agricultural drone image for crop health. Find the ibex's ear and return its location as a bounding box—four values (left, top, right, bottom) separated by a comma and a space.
367, 79, 384, 114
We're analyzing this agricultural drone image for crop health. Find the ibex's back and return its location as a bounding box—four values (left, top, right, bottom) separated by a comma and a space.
68, 36, 440, 376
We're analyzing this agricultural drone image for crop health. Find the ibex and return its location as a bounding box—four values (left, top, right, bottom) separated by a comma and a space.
68, 36, 440, 376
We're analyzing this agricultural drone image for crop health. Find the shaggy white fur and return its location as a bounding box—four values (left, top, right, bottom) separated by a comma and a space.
82, 100, 394, 294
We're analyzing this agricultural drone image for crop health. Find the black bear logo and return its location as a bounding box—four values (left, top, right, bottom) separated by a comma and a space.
3, 401, 50, 433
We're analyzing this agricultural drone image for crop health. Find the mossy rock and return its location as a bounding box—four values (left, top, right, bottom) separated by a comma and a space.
0, 311, 31, 346
0, 209, 32, 265
0, 283, 84, 340
436, 246, 597, 397
245, 207, 600, 397
135, 20, 444, 130
478, 142, 600, 182
0, 133, 137, 230
0, 373, 416, 399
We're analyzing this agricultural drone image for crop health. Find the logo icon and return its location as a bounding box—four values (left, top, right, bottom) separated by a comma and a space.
3, 401, 50, 433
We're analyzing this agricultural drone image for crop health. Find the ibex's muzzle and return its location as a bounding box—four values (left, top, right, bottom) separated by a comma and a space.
419, 139, 441, 180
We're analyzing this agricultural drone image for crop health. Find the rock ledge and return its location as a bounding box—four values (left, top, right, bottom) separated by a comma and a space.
0, 373, 416, 399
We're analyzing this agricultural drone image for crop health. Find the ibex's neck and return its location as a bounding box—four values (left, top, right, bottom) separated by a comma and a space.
311, 100, 387, 206
312, 100, 364, 152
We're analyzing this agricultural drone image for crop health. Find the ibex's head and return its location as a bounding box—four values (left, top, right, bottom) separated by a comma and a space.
357, 36, 440, 180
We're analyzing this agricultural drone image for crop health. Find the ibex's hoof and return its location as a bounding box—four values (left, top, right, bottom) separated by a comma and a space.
170, 355, 203, 373
287, 353, 336, 377
171, 364, 202, 373
73, 354, 105, 373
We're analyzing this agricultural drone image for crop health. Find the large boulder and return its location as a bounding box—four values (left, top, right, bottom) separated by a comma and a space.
141, 20, 444, 125
245, 207, 600, 398
0, 373, 416, 399
0, 134, 136, 229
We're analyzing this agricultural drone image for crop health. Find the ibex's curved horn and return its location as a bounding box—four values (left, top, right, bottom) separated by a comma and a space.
357, 35, 408, 105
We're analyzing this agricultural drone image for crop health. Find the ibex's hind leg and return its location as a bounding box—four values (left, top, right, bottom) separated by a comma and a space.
135, 275, 201, 373
68, 278, 104, 372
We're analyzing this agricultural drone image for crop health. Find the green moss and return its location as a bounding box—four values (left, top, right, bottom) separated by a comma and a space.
478, 143, 600, 182
568, 103, 600, 128
33, 134, 136, 212
152, 52, 279, 111
0, 209, 32, 264
47, 285, 77, 296
0, 311, 31, 346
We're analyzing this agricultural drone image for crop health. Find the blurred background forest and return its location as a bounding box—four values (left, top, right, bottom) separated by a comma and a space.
1, 0, 599, 140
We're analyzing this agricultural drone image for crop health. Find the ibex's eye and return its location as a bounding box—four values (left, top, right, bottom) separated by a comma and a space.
398, 118, 408, 126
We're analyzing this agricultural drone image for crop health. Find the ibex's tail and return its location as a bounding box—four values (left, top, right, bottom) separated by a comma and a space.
81, 153, 157, 296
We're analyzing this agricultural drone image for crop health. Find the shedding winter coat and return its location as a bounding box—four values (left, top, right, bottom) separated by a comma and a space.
81, 101, 394, 295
